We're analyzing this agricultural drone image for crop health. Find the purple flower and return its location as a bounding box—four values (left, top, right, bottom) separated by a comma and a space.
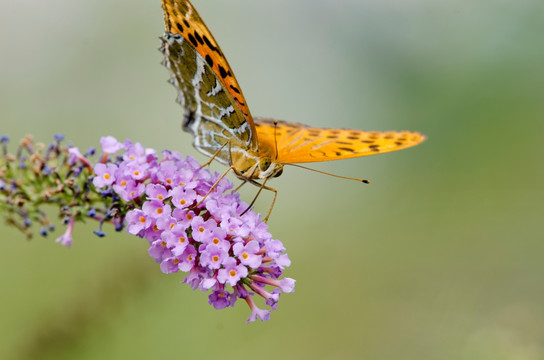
217, 257, 248, 286
162, 227, 189, 256
123, 161, 149, 181
125, 209, 151, 235
55, 217, 75, 247
156, 215, 176, 231
149, 239, 172, 263
245, 295, 271, 323
160, 255, 181, 273
123, 142, 146, 162
92, 163, 118, 188
250, 274, 296, 293
264, 239, 286, 259
190, 216, 217, 243
208, 289, 232, 309
113, 177, 144, 201
100, 136, 123, 154
145, 184, 170, 202
170, 186, 197, 209
199, 244, 228, 270
142, 200, 171, 219
178, 245, 197, 272
68, 147, 92, 169
233, 240, 262, 268
249, 282, 280, 310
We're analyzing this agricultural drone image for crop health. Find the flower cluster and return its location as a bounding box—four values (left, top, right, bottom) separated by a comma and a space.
93, 137, 294, 321
95, 136, 294, 322
0, 134, 294, 322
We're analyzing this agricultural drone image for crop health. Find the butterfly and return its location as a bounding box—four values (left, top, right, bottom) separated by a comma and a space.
159, 0, 425, 220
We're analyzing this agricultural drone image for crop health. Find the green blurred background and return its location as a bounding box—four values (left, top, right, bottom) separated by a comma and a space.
1, 0, 543, 359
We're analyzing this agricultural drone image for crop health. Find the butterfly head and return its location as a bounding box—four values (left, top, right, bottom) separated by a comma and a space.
231, 152, 284, 181
256, 157, 284, 179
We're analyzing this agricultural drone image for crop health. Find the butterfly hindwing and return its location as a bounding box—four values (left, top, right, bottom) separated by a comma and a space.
161, 0, 255, 127
160, 32, 254, 164
254, 118, 426, 164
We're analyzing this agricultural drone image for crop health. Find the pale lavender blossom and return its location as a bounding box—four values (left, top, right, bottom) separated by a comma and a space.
199, 244, 228, 270
145, 184, 169, 202
55, 217, 75, 247
92, 163, 118, 188
233, 240, 263, 268
208, 289, 232, 309
100, 136, 123, 154
217, 257, 248, 286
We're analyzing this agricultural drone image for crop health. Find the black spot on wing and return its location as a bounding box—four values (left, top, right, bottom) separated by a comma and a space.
193, 31, 204, 45
218, 65, 232, 78
230, 85, 241, 94
183, 19, 190, 28
338, 147, 355, 152
188, 33, 198, 47
205, 54, 214, 67
175, 22, 184, 33
203, 35, 222, 55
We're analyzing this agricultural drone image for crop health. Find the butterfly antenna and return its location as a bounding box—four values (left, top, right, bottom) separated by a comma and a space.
285, 163, 370, 184
273, 120, 279, 161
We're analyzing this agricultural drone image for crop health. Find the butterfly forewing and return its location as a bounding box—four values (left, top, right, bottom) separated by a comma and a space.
161, 0, 255, 132
254, 118, 426, 164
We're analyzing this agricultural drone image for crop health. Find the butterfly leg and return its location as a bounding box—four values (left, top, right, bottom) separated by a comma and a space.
199, 141, 229, 169
191, 165, 234, 209
234, 180, 247, 193
240, 178, 278, 223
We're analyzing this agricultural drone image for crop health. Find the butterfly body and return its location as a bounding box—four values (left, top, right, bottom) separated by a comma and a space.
160, 0, 425, 186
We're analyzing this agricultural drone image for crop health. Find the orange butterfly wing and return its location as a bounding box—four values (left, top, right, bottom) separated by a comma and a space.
162, 0, 255, 133
254, 118, 426, 164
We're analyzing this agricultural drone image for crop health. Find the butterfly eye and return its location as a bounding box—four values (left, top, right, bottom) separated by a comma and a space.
259, 158, 271, 172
